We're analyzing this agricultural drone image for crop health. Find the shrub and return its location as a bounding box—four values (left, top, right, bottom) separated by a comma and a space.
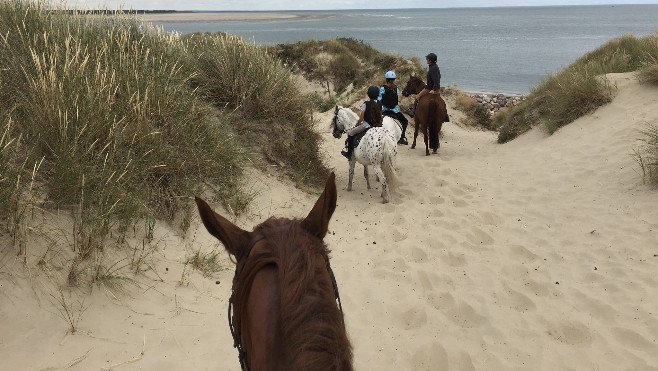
454, 93, 493, 129
635, 123, 658, 185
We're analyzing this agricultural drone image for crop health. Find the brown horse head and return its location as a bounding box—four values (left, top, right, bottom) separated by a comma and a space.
401, 74, 426, 97
195, 172, 353, 370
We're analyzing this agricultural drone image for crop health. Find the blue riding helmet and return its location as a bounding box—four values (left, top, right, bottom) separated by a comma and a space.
384, 71, 396, 79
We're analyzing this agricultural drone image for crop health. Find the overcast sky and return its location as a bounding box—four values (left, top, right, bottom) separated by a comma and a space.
64, 1, 658, 11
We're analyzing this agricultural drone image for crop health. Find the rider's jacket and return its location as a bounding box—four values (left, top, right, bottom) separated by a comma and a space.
378, 85, 400, 113
426, 63, 441, 91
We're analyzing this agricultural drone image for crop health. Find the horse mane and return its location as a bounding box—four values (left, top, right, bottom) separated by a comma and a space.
338, 106, 359, 130
236, 217, 353, 370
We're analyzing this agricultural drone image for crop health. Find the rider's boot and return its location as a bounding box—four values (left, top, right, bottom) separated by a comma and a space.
341, 135, 355, 159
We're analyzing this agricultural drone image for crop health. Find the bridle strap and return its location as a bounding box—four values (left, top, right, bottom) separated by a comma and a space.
229, 234, 265, 371
324, 255, 345, 324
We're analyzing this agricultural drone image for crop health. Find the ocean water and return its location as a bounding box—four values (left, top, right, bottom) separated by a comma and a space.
153, 5, 658, 95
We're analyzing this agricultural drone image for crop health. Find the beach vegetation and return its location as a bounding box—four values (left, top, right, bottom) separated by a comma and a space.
268, 38, 424, 97
634, 123, 658, 186
0, 1, 328, 289
497, 33, 658, 143
452, 90, 494, 130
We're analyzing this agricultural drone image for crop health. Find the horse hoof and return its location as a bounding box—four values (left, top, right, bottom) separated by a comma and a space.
425, 152, 430, 156
411, 145, 416, 149
432, 150, 438, 154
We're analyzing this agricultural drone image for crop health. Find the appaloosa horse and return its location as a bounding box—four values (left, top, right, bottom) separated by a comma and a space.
331, 106, 402, 203
402, 74, 449, 155
195, 172, 352, 371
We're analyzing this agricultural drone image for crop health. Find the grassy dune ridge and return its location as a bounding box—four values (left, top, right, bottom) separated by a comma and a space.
496, 33, 658, 143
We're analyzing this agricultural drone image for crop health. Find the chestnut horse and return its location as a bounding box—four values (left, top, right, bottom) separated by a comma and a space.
195, 172, 352, 371
402, 74, 448, 155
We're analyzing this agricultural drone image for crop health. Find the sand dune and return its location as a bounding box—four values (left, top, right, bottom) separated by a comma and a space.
1, 72, 657, 370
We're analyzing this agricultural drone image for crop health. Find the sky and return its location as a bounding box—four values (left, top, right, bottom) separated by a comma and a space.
63, 1, 658, 11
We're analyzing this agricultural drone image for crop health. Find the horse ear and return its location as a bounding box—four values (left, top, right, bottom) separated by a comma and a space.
195, 197, 251, 258
301, 172, 337, 239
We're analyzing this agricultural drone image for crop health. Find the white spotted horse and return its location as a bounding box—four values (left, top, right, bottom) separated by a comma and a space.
331, 106, 402, 203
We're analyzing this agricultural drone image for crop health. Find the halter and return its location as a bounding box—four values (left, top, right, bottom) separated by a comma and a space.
332, 106, 347, 137
228, 233, 345, 371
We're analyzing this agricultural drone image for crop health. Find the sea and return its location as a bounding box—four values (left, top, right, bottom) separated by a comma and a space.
152, 5, 658, 95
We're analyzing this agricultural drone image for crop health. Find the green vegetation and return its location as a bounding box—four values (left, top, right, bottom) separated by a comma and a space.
0, 0, 329, 289
497, 33, 658, 143
268, 38, 424, 96
451, 89, 494, 130
635, 123, 658, 186
184, 32, 328, 187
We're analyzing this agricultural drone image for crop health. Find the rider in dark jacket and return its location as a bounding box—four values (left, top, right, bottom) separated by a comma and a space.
412, 52, 448, 122
378, 70, 409, 145
415, 52, 441, 104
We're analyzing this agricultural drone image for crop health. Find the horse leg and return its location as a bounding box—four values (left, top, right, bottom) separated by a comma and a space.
373, 164, 389, 203
363, 165, 371, 189
411, 121, 419, 149
347, 158, 356, 191
424, 129, 430, 156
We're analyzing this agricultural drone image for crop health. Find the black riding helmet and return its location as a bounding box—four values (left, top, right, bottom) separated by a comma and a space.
425, 52, 438, 63
367, 85, 380, 100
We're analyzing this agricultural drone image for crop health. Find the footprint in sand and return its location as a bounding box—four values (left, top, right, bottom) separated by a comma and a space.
477, 211, 502, 226
465, 226, 494, 246
409, 245, 428, 263
411, 341, 449, 370
508, 244, 539, 263
397, 304, 428, 330
439, 251, 467, 267
429, 196, 445, 205
427, 291, 456, 311
546, 320, 593, 346
445, 300, 488, 329
502, 283, 537, 312
611, 327, 656, 353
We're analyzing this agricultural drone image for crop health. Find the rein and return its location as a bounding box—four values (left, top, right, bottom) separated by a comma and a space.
228, 234, 345, 371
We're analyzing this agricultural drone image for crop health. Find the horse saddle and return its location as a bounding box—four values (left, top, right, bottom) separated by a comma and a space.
346, 130, 368, 148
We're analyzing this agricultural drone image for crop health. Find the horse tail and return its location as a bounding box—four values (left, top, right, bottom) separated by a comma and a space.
428, 98, 439, 150
382, 136, 398, 191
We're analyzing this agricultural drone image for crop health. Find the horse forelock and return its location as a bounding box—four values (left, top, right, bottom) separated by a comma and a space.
239, 217, 353, 370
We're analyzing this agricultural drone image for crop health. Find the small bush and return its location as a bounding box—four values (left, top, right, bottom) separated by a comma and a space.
454, 93, 493, 129
635, 123, 658, 185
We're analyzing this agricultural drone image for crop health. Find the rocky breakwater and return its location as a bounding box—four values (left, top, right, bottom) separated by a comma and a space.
472, 93, 526, 115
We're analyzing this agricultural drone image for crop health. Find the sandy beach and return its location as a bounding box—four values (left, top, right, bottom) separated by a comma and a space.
1, 72, 657, 370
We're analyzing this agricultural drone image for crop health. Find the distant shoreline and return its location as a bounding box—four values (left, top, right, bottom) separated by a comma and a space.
136, 11, 331, 23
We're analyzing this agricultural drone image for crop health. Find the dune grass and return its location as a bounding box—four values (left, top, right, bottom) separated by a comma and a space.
0, 0, 330, 292
183, 32, 330, 187
635, 124, 658, 186
268, 37, 424, 97
497, 33, 658, 143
